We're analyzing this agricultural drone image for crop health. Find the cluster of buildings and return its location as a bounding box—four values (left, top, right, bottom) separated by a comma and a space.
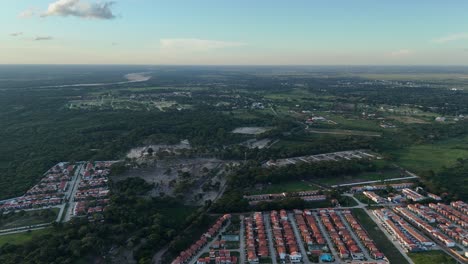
73, 161, 113, 216
244, 190, 325, 206
342, 210, 385, 260
362, 191, 386, 204
245, 212, 269, 264
265, 150, 378, 167
428, 203, 468, 246
318, 209, 364, 260
0, 163, 74, 212
171, 214, 231, 264
374, 208, 435, 252
350, 182, 414, 193
197, 249, 237, 264
394, 205, 456, 248
401, 188, 425, 202
269, 210, 302, 263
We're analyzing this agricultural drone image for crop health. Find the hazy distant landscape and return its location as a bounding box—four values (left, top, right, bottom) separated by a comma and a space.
2, 1, 468, 264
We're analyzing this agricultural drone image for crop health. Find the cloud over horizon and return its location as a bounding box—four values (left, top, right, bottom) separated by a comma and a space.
160, 38, 246, 52
18, 8, 36, 18
10, 32, 23, 37
34, 36, 53, 41
433, 33, 468, 43
42, 0, 116, 19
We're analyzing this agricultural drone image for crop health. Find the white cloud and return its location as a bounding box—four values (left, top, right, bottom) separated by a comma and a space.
42, 0, 116, 19
34, 36, 53, 41
388, 49, 412, 57
160, 38, 246, 51
18, 8, 37, 18
10, 32, 23, 37
433, 33, 468, 43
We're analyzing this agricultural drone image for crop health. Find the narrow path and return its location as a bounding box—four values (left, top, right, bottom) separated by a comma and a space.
239, 216, 246, 264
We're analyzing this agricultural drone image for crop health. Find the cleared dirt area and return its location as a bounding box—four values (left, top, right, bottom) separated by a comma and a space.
114, 158, 238, 206
232, 127, 272, 135
126, 142, 191, 159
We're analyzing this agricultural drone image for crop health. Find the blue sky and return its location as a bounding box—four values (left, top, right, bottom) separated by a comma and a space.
1, 0, 468, 65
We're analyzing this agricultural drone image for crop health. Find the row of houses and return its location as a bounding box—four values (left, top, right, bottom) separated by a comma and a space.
319, 209, 361, 259
171, 214, 231, 264
270, 210, 302, 263
196, 249, 237, 264
303, 210, 326, 245
350, 182, 414, 193
374, 209, 433, 252
0, 162, 74, 212
294, 211, 315, 249
245, 212, 269, 264
429, 203, 468, 228
342, 210, 385, 260
244, 190, 322, 206
362, 191, 386, 204
451, 200, 468, 214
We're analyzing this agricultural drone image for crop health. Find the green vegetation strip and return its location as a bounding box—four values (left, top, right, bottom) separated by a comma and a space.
408, 250, 457, 264
351, 208, 409, 264
0, 228, 53, 246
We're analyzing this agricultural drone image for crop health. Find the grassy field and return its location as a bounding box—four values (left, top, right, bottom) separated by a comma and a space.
316, 169, 406, 186
0, 208, 59, 230
250, 181, 319, 195
0, 228, 53, 246
408, 250, 457, 264
351, 208, 409, 264
392, 135, 468, 173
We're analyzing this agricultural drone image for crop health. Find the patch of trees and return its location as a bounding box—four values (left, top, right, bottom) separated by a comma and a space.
420, 159, 468, 201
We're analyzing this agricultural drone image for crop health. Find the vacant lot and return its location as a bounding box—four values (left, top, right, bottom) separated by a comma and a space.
351, 208, 409, 264
0, 208, 58, 230
249, 181, 319, 195
408, 250, 457, 264
392, 135, 468, 173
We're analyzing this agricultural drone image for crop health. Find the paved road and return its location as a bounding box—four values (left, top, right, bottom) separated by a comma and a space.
336, 211, 371, 260
63, 163, 84, 222
239, 215, 246, 264
263, 213, 278, 264
0, 223, 50, 236
312, 212, 340, 263
288, 213, 311, 264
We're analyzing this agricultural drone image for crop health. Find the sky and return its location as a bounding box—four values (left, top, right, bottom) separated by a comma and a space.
1, 0, 468, 65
